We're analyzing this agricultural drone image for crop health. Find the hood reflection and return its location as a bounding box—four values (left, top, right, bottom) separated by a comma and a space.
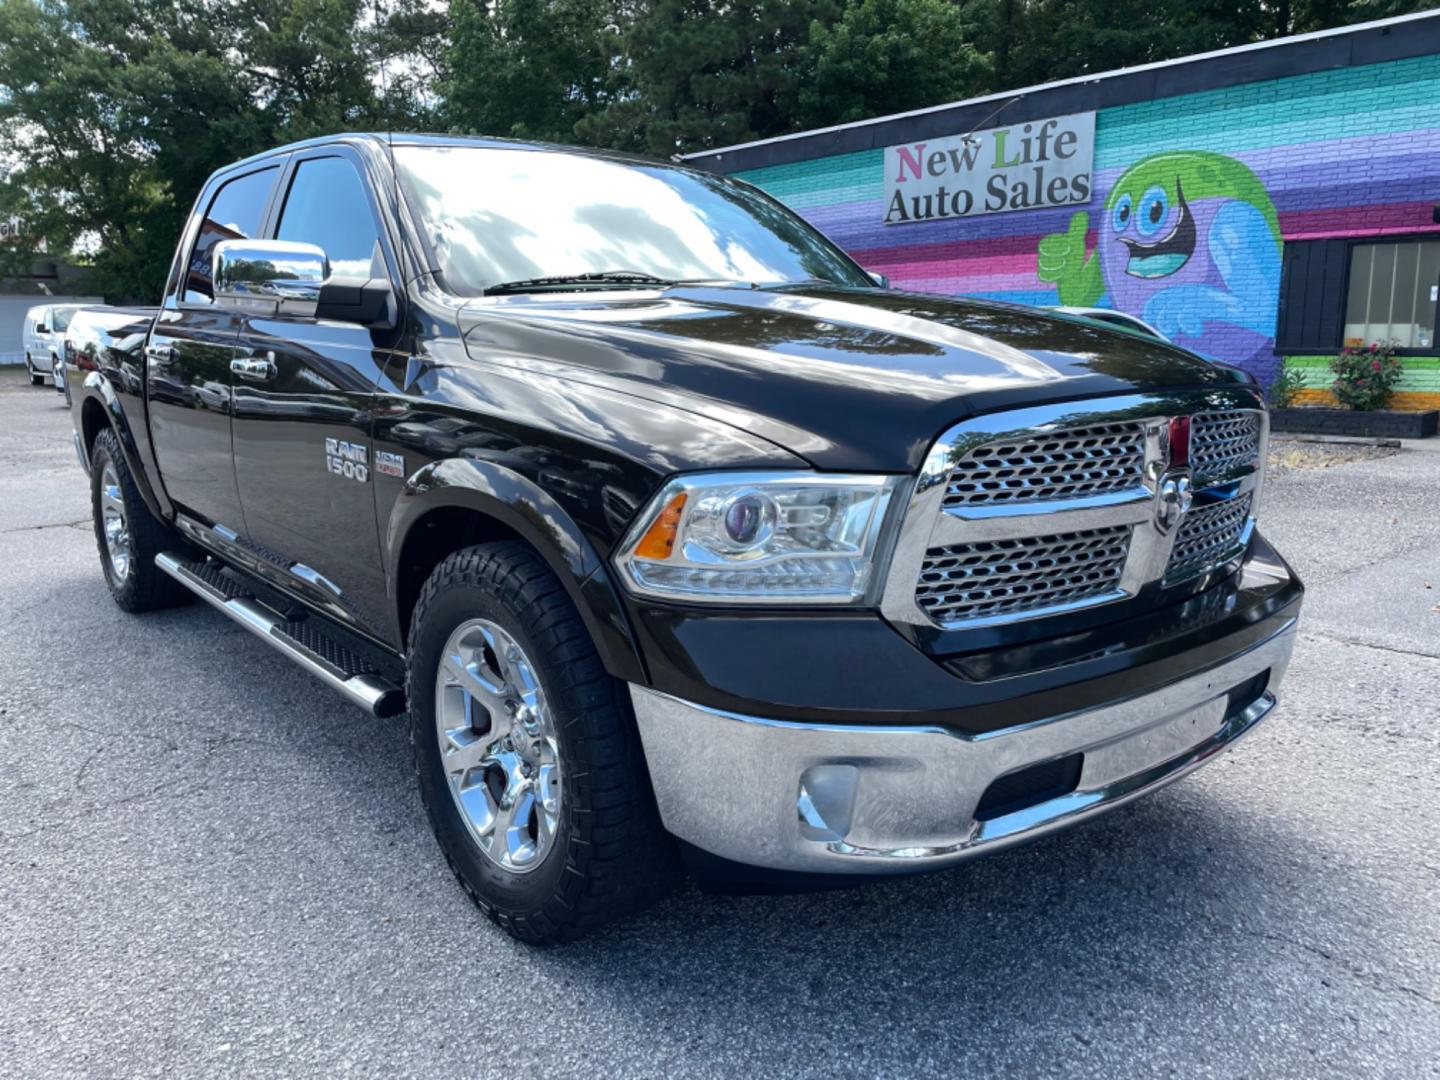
456, 283, 1233, 471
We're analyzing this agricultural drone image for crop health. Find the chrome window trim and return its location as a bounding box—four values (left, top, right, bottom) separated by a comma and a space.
880, 391, 1268, 631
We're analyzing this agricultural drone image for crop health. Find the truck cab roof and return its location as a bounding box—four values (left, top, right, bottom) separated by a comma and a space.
220, 131, 679, 176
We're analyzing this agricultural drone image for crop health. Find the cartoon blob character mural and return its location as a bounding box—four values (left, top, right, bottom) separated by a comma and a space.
1038, 151, 1282, 376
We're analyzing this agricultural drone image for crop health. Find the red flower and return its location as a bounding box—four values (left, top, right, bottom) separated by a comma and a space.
1373, 359, 1382, 371
1369, 343, 1378, 352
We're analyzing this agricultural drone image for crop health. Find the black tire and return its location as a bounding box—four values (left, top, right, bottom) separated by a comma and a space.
407, 541, 676, 944
90, 427, 193, 613
26, 355, 43, 386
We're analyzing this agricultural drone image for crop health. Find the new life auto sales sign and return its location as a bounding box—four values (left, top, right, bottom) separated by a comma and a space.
884, 112, 1095, 224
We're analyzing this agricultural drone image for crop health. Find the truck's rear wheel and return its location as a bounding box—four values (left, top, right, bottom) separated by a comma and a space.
26, 355, 43, 386
90, 428, 192, 612
407, 541, 675, 944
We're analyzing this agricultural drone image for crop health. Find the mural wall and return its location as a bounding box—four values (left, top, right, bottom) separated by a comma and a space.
1038, 151, 1281, 374
733, 53, 1440, 396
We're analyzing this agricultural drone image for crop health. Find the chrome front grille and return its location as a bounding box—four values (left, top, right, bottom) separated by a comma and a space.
917, 525, 1131, 625
1164, 494, 1253, 586
942, 422, 1146, 509
884, 395, 1268, 633
1190, 410, 1261, 483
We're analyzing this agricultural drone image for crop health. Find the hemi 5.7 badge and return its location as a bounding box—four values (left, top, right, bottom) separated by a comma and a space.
375, 451, 405, 478
325, 438, 369, 482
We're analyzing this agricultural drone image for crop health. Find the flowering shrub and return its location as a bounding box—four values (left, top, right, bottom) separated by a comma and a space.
1330, 342, 1403, 411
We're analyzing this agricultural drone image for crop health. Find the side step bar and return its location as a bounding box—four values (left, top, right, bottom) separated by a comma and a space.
156, 552, 406, 718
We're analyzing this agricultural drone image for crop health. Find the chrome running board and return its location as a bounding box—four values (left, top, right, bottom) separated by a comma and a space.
156, 552, 406, 718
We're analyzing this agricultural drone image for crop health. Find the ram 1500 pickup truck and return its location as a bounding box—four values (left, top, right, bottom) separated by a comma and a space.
65, 133, 1303, 943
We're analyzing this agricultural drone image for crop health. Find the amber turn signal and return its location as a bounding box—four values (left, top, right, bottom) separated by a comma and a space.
634, 492, 687, 559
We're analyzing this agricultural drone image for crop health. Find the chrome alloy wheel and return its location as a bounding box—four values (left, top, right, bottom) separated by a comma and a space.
435, 619, 562, 873
99, 462, 131, 580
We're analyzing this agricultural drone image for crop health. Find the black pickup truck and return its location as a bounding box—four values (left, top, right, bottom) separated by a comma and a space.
64, 133, 1302, 943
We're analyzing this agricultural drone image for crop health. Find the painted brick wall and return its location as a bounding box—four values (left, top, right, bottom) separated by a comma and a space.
1286, 354, 1440, 411
734, 54, 1440, 393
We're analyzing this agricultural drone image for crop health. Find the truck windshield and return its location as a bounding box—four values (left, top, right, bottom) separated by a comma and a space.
393, 145, 871, 297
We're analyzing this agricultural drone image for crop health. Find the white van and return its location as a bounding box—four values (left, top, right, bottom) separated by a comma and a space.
22, 304, 83, 385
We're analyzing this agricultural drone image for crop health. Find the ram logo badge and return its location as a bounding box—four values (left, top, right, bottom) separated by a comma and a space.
1154, 470, 1193, 533
325, 438, 369, 482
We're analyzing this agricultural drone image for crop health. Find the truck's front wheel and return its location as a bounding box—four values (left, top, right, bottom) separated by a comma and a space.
407, 542, 675, 944
89, 428, 192, 612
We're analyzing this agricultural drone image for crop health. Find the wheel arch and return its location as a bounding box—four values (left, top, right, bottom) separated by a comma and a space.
79, 395, 108, 461
387, 456, 648, 686
79, 373, 170, 521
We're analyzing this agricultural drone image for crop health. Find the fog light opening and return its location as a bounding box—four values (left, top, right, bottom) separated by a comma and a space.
797, 765, 859, 842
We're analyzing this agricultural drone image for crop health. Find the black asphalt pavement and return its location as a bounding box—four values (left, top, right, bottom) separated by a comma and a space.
1, 367, 1436, 1077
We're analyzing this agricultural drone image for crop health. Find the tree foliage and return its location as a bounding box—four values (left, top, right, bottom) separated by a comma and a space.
575, 0, 844, 154
442, 0, 619, 143
0, 0, 1432, 300
981, 0, 1297, 89
0, 0, 434, 299
796, 0, 990, 128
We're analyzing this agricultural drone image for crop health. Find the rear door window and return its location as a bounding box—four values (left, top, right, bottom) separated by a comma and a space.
183, 166, 279, 303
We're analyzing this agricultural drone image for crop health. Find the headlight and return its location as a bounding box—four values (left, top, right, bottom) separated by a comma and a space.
614, 471, 904, 604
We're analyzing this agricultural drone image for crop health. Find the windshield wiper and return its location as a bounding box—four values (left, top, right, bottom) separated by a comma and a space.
483, 270, 675, 296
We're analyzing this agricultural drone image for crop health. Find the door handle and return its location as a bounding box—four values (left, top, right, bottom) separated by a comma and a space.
230, 352, 277, 382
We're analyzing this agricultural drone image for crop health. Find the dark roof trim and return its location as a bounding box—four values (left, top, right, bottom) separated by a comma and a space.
683, 11, 1440, 173
213, 131, 678, 176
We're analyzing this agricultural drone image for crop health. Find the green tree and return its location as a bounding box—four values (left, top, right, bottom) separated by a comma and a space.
795, 0, 990, 128
577, 0, 842, 156
0, 0, 434, 302
1343, 0, 1436, 20
978, 0, 1264, 89
0, 0, 180, 299
974, 0, 1436, 91
441, 0, 620, 143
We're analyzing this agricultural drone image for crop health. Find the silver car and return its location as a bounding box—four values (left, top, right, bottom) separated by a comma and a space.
1051, 305, 1169, 341
22, 303, 84, 386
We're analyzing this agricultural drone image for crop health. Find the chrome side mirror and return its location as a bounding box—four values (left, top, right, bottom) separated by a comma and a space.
213, 238, 398, 328
868, 270, 890, 290
213, 239, 328, 317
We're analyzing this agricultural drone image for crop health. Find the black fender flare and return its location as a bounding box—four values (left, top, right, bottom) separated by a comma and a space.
80, 372, 173, 522
386, 456, 647, 685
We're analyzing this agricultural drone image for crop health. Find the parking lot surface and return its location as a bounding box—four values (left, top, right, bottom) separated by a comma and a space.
1, 368, 1436, 1077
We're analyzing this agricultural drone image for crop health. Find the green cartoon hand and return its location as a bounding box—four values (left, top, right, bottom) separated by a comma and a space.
1036, 212, 1103, 306
1037, 212, 1089, 284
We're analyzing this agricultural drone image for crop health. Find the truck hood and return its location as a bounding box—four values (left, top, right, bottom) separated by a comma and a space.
458, 283, 1245, 472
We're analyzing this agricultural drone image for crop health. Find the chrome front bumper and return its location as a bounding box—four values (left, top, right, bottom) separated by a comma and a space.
630, 617, 1297, 875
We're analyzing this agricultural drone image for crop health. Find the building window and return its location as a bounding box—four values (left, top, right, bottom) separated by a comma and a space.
1344, 240, 1440, 350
